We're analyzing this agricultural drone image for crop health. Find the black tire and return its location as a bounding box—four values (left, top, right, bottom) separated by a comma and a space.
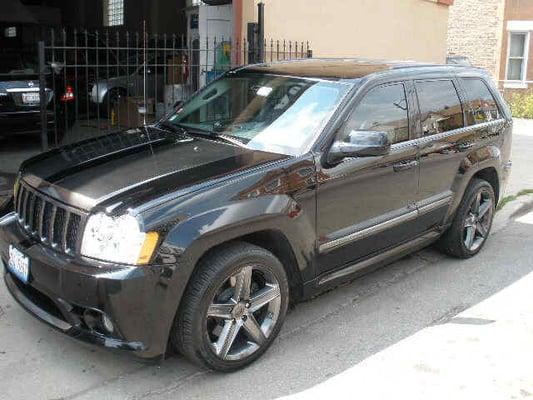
171, 242, 290, 372
437, 178, 496, 258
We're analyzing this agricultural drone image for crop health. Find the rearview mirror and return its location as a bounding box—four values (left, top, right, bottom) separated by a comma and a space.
328, 130, 391, 164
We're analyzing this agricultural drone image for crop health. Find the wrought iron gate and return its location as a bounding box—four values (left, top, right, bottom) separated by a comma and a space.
37, 29, 312, 151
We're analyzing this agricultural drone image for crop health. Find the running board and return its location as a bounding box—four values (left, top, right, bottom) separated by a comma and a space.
318, 231, 441, 286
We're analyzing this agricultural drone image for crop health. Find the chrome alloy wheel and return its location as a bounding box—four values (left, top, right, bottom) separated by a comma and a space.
463, 188, 494, 252
206, 265, 282, 361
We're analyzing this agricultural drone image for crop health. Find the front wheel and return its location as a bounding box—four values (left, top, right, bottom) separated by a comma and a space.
437, 178, 496, 258
172, 242, 289, 372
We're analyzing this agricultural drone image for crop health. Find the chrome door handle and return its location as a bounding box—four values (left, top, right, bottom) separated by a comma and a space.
458, 143, 475, 151
393, 160, 418, 172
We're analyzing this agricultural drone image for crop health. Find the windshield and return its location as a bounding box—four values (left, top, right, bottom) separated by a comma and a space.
166, 72, 353, 156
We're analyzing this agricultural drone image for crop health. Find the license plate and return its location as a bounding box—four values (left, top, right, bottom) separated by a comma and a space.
7, 245, 30, 284
22, 92, 40, 104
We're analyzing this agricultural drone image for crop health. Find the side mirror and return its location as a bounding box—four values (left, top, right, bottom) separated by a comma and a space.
328, 130, 391, 164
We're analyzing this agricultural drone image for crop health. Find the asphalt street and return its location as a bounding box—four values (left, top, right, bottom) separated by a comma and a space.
0, 120, 532, 400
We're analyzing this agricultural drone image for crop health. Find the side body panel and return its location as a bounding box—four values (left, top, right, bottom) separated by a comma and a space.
137, 155, 318, 352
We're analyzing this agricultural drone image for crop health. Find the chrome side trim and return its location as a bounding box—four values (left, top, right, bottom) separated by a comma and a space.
318, 194, 453, 254
390, 119, 506, 151
417, 192, 453, 216
319, 209, 418, 254
318, 231, 441, 286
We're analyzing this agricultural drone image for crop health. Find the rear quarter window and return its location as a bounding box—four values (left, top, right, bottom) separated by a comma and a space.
415, 80, 464, 136
460, 78, 501, 125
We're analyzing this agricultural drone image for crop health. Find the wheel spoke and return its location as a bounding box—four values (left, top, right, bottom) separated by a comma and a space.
249, 284, 280, 313
207, 302, 234, 319
476, 222, 488, 238
472, 192, 482, 213
215, 319, 243, 358
478, 200, 491, 219
243, 315, 267, 345
233, 266, 253, 302
465, 226, 475, 249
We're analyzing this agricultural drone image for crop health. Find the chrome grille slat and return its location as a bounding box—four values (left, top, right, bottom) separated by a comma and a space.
25, 192, 34, 227
20, 189, 29, 224
41, 202, 53, 242
37, 199, 46, 237
61, 211, 71, 252
17, 185, 25, 217
14, 180, 86, 255
28, 193, 37, 231
50, 205, 58, 247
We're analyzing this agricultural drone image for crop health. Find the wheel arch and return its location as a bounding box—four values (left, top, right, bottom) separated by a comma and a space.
446, 145, 502, 224
472, 167, 500, 204
188, 229, 305, 304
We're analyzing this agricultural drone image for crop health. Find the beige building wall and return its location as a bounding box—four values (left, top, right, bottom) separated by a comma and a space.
447, 0, 506, 79
242, 0, 450, 63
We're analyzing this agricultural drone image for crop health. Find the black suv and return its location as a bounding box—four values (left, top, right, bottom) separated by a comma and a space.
0, 59, 512, 371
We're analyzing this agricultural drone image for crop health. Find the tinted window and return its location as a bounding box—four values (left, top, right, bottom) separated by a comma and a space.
461, 78, 500, 125
415, 80, 464, 136
341, 83, 409, 144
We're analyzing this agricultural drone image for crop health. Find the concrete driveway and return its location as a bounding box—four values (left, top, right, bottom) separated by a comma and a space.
0, 120, 532, 400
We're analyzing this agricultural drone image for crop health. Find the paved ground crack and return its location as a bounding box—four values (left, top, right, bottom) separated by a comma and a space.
128, 370, 210, 400
61, 364, 151, 400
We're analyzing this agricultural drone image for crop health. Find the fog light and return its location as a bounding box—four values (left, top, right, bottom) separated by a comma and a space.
83, 309, 114, 334
102, 314, 114, 333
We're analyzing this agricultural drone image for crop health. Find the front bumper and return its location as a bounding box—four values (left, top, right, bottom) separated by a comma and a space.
0, 212, 182, 360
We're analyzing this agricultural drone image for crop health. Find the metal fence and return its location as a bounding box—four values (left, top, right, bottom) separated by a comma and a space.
37, 29, 312, 150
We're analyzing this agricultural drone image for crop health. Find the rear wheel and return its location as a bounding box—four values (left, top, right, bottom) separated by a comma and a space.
437, 178, 495, 258
172, 242, 289, 372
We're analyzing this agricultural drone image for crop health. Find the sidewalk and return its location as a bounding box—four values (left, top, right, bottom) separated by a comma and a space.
280, 208, 533, 400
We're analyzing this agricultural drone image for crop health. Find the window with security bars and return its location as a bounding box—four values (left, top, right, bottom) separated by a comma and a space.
103, 0, 124, 27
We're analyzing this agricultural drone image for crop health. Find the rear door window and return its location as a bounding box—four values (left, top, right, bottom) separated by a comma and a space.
460, 78, 501, 125
415, 80, 464, 136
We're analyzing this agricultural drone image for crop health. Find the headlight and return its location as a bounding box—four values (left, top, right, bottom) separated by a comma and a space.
81, 213, 159, 265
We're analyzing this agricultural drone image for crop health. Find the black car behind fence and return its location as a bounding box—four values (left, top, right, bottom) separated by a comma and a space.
37, 29, 313, 150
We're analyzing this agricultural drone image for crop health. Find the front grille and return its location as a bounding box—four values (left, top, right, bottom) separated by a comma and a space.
14, 181, 86, 254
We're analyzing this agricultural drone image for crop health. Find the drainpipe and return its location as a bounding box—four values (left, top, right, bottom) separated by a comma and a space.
232, 0, 243, 66
257, 2, 265, 63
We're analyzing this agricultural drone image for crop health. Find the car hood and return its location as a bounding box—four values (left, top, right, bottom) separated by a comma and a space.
20, 126, 288, 212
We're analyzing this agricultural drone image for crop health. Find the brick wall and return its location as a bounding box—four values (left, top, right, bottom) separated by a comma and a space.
447, 0, 505, 79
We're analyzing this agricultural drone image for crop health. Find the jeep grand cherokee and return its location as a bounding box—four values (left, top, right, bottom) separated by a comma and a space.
0, 59, 512, 371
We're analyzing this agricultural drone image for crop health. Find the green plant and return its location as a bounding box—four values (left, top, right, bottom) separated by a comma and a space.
507, 91, 533, 119
497, 189, 533, 211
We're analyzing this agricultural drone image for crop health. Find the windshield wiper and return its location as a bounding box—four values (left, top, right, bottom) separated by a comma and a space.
208, 121, 249, 148
158, 120, 188, 135
212, 133, 249, 148
159, 120, 248, 149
